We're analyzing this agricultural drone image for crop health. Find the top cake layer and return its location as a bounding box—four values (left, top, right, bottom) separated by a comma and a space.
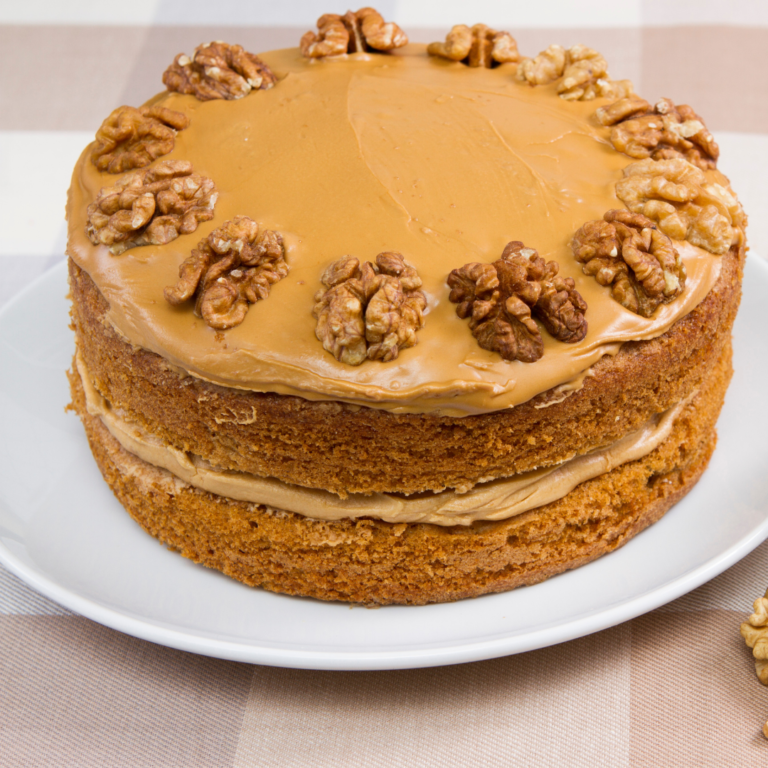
66, 44, 724, 416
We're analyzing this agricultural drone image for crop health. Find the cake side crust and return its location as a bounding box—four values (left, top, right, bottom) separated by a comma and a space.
68, 238, 742, 496
67, 337, 731, 605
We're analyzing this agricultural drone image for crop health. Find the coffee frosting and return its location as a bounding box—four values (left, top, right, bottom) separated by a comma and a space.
78, 350, 690, 526
66, 45, 723, 416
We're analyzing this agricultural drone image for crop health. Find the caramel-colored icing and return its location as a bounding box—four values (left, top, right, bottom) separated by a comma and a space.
66, 45, 723, 416
78, 349, 690, 526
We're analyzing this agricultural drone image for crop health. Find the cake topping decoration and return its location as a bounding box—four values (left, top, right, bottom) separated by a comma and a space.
86, 159, 217, 255
596, 96, 719, 170
427, 24, 521, 68
572, 210, 686, 317
163, 42, 276, 101
313, 252, 426, 365
517, 43, 634, 101
300, 8, 408, 58
615, 158, 745, 255
448, 242, 587, 363
67, 45, 735, 416
164, 216, 288, 331
91, 105, 190, 174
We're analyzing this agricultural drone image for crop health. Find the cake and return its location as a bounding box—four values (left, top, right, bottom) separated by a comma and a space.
66, 12, 746, 605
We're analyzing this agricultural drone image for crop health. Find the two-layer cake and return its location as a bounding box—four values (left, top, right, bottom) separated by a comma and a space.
66, 13, 746, 604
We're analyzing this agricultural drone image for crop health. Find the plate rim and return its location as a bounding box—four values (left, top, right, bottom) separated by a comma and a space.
1, 257, 767, 671
3, 519, 768, 670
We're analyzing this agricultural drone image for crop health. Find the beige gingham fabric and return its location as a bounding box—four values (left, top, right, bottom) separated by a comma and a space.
2, 3, 768, 764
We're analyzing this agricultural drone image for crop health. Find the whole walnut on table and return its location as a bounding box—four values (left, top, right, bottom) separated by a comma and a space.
313, 252, 426, 365
91, 105, 190, 174
301, 8, 408, 58
740, 591, 768, 739
741, 593, 768, 685
163, 42, 276, 101
447, 242, 587, 363
86, 159, 217, 255
572, 209, 686, 317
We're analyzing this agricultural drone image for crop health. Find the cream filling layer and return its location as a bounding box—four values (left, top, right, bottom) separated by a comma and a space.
78, 352, 689, 527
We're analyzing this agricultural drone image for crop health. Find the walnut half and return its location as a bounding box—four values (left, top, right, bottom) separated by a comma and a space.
740, 591, 768, 739
447, 242, 587, 363
91, 105, 190, 174
572, 210, 686, 317
741, 591, 768, 738
164, 216, 288, 330
163, 42, 276, 101
517, 43, 634, 101
313, 252, 426, 365
301, 8, 407, 58
427, 24, 520, 68
86, 160, 217, 255
615, 157, 745, 255
741, 593, 768, 686
596, 96, 719, 170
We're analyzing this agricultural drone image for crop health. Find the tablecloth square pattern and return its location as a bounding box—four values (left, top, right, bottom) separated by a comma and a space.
0, 616, 251, 768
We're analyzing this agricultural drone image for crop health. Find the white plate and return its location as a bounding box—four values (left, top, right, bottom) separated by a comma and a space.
1, 259, 767, 671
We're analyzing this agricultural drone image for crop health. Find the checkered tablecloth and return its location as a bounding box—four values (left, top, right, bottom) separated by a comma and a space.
2, 2, 768, 765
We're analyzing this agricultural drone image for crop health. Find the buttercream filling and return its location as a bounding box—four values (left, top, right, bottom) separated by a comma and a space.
77, 351, 691, 527
66, 44, 725, 416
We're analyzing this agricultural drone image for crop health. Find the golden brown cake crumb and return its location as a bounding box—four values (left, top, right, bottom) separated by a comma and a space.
68, 338, 730, 604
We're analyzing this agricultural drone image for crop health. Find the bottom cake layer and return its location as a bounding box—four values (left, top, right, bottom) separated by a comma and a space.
68, 340, 732, 606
